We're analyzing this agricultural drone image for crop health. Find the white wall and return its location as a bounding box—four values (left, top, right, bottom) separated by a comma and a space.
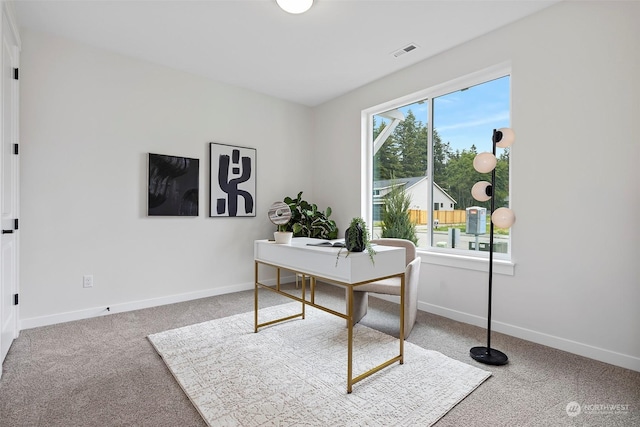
314, 1, 640, 371
19, 2, 640, 372
19, 30, 314, 326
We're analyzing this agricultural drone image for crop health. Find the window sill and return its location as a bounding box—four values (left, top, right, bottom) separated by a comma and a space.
417, 249, 515, 276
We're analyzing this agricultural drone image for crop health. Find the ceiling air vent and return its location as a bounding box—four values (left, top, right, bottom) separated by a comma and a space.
392, 43, 419, 58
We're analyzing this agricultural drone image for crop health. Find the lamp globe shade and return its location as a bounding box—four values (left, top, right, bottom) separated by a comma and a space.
473, 152, 497, 173
495, 128, 515, 148
471, 181, 492, 202
492, 207, 516, 228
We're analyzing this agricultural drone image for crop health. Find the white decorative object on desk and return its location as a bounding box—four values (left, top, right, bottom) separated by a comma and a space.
268, 201, 293, 244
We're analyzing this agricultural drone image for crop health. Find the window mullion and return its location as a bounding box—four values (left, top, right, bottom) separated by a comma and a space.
428, 97, 434, 248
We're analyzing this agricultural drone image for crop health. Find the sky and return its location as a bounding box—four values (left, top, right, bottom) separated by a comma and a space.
378, 75, 511, 154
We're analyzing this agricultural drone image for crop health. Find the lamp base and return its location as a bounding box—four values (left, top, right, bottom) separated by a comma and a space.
470, 346, 509, 366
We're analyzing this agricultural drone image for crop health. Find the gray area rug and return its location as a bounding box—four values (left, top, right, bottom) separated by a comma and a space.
148, 302, 491, 426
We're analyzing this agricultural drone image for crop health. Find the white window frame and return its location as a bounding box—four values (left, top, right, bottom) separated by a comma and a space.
361, 63, 515, 275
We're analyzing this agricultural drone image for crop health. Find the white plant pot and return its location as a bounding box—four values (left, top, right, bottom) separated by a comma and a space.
274, 231, 293, 244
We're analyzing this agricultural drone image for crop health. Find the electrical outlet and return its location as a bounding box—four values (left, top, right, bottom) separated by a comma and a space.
83, 275, 94, 288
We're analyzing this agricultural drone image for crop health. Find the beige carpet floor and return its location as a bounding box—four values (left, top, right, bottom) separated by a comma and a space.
1, 281, 639, 426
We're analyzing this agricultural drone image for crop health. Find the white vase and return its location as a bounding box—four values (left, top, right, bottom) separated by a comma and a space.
274, 231, 293, 244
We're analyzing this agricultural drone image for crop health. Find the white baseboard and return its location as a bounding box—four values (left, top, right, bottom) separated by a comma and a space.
19, 282, 243, 330
419, 301, 640, 373
19, 275, 299, 331
371, 295, 640, 372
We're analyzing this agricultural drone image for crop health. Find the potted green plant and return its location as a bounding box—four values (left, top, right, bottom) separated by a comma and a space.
339, 216, 376, 265
283, 191, 338, 240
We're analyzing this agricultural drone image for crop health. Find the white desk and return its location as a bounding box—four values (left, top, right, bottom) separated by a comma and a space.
254, 237, 406, 393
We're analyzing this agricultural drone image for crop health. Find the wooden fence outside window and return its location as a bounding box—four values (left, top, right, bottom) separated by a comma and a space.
408, 209, 467, 226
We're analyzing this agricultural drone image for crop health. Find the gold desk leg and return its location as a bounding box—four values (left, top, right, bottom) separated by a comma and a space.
254, 261, 259, 333
301, 274, 306, 319
347, 285, 354, 393
311, 276, 316, 304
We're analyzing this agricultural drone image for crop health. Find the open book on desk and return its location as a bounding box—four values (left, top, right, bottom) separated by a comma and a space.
306, 239, 346, 248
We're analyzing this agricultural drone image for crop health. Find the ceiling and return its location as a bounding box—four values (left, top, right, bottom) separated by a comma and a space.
12, 0, 558, 107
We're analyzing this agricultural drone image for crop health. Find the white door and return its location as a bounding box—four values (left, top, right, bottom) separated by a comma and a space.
0, 12, 19, 365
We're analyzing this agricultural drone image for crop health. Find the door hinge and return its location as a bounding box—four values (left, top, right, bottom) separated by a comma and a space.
13, 68, 18, 80
14, 218, 18, 230
13, 144, 18, 155
13, 294, 18, 305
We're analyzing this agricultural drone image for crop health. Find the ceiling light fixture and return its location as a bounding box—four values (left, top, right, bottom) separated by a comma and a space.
276, 0, 313, 14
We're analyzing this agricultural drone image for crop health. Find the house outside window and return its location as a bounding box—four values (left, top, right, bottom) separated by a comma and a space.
366, 65, 512, 261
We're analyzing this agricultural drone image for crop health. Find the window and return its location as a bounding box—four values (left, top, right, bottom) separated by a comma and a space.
366, 65, 513, 263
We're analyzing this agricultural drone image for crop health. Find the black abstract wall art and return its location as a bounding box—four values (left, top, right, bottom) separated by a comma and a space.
209, 143, 256, 217
148, 153, 199, 216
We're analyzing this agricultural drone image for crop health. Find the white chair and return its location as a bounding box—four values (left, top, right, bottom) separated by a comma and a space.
349, 238, 421, 339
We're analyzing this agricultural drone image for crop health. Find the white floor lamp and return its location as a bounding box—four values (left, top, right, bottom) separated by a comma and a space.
469, 128, 515, 366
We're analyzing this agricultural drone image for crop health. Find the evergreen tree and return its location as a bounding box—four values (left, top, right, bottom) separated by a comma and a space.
394, 111, 426, 178
373, 120, 401, 180
380, 182, 418, 245
493, 150, 510, 209
437, 146, 510, 211
432, 129, 450, 184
